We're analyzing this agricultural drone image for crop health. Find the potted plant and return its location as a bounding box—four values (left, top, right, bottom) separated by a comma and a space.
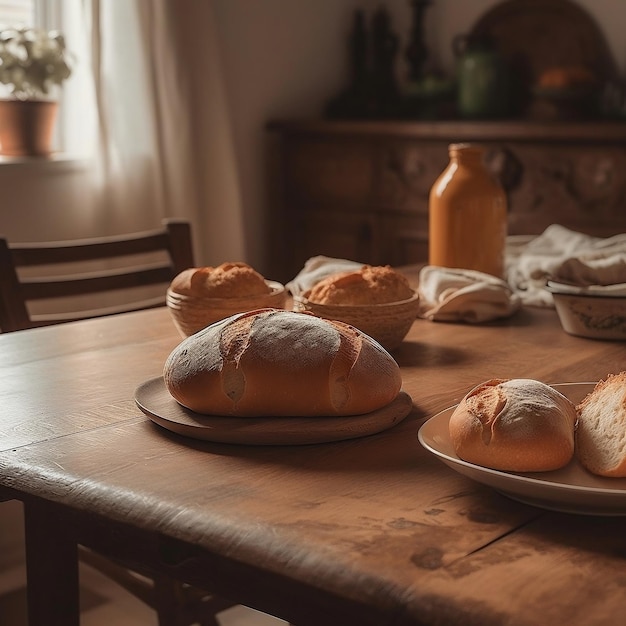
0, 26, 73, 156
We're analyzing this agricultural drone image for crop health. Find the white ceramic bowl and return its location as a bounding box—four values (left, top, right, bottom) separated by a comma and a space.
547, 281, 626, 341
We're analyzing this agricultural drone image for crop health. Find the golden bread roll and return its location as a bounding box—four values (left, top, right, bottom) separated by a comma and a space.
164, 308, 402, 417
307, 265, 414, 305
170, 262, 271, 298
575, 372, 626, 477
449, 378, 577, 472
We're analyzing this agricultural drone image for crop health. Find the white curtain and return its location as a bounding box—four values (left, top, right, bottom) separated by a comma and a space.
62, 0, 246, 265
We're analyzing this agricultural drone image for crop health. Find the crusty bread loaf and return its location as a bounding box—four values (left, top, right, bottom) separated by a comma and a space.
306, 265, 414, 305
575, 372, 626, 477
170, 262, 270, 298
164, 308, 402, 417
449, 378, 577, 472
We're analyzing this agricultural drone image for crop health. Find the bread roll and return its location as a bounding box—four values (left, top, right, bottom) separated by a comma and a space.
449, 378, 577, 472
575, 372, 626, 477
164, 308, 402, 417
170, 262, 270, 298
307, 265, 414, 305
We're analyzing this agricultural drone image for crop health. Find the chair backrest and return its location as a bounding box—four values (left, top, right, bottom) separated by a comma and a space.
0, 219, 195, 332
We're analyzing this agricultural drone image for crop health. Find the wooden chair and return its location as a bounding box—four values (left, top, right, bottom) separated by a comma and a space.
0, 219, 194, 333
0, 219, 238, 624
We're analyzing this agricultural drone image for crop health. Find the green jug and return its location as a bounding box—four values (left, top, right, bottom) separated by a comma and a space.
453, 34, 509, 119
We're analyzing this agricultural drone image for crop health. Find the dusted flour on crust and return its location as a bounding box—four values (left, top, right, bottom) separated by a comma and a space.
163, 308, 402, 417
307, 265, 414, 305
449, 378, 577, 472
170, 262, 270, 298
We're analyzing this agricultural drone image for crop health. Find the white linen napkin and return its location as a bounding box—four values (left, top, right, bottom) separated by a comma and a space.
286, 255, 364, 296
417, 265, 522, 323
506, 225, 626, 306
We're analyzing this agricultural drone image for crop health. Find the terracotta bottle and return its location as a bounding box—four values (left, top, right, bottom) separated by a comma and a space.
428, 143, 507, 277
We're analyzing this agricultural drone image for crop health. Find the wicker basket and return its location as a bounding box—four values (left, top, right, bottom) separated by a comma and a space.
293, 291, 420, 351
167, 280, 287, 337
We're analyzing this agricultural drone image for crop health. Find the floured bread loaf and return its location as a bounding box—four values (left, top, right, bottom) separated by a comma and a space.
576, 372, 626, 477
170, 262, 271, 298
449, 378, 577, 472
307, 265, 414, 305
164, 308, 402, 416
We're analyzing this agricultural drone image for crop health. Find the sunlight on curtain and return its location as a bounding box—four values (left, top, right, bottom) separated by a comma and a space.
60, 0, 245, 264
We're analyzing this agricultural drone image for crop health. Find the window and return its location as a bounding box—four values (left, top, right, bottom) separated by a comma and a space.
0, 0, 65, 28
0, 0, 90, 156
0, 0, 34, 27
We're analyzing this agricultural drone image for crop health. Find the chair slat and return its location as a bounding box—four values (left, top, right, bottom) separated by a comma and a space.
29, 296, 167, 326
19, 264, 175, 299
10, 231, 171, 266
0, 219, 195, 333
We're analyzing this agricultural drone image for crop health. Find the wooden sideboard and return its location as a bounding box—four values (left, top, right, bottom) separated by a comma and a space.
267, 119, 626, 282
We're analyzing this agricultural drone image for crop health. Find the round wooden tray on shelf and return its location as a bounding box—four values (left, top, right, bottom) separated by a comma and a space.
470, 0, 618, 102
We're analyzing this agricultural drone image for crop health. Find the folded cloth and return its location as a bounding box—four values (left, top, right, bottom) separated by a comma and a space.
417, 265, 522, 323
286, 255, 364, 296
552, 250, 626, 287
506, 224, 626, 307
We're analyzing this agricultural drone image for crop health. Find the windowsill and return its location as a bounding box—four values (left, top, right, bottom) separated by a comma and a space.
0, 153, 90, 172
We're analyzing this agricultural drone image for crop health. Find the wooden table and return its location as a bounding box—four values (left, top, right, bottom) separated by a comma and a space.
1, 303, 625, 626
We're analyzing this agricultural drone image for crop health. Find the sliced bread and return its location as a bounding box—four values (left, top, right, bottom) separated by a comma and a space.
575, 372, 626, 477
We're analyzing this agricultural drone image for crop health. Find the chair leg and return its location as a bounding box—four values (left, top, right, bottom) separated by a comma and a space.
153, 575, 227, 626
153, 574, 186, 626
80, 546, 237, 626
24, 500, 80, 626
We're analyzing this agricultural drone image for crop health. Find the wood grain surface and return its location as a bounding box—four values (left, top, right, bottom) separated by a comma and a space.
1, 300, 625, 626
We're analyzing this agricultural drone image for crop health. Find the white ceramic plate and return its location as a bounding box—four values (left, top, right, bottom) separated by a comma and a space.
136, 377, 412, 446
418, 383, 626, 516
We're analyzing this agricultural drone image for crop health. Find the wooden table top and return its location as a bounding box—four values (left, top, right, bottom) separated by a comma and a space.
1, 303, 625, 626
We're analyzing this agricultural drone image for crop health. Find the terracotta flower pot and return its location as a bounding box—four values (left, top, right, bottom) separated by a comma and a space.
0, 99, 58, 157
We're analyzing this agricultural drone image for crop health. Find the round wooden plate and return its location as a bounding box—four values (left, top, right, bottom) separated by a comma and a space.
135, 377, 413, 445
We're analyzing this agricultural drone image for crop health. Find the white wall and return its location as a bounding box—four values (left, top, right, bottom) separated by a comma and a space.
1, 0, 625, 275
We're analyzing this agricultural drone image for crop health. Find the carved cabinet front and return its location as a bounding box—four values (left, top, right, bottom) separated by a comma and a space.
269, 121, 626, 281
